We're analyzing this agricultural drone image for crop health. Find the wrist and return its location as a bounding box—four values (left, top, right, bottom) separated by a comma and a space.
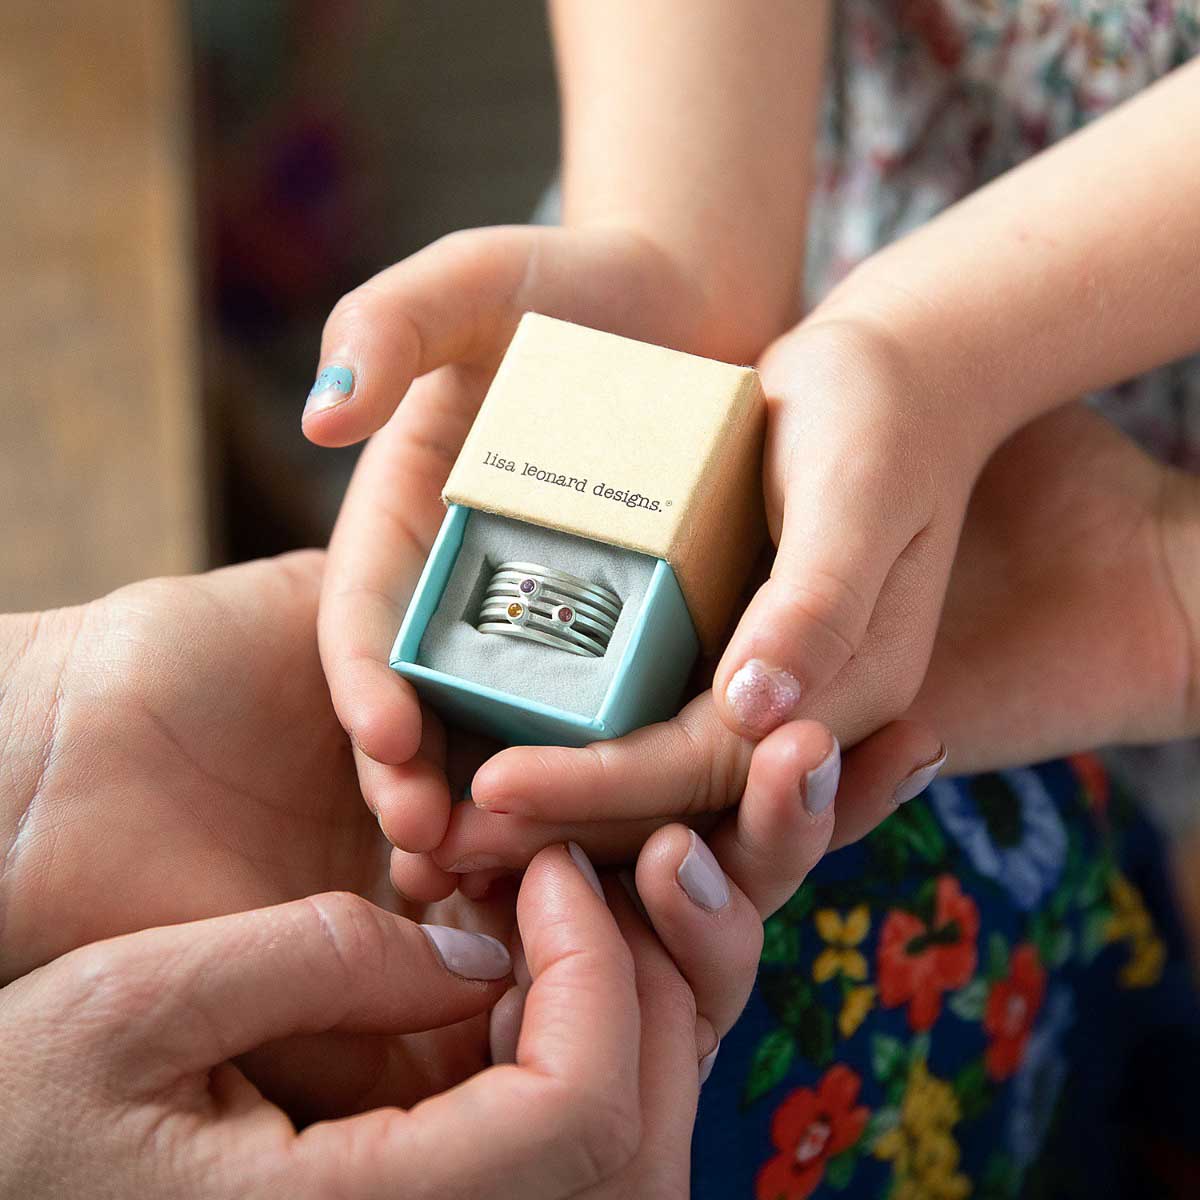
566, 216, 797, 365
811, 263, 1023, 463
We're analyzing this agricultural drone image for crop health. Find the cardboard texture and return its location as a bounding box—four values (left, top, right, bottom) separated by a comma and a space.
443, 313, 767, 648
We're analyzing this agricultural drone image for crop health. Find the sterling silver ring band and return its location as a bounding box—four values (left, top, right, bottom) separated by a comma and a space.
476, 562, 623, 656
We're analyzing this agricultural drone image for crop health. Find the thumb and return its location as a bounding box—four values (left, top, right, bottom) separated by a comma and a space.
40, 893, 511, 1089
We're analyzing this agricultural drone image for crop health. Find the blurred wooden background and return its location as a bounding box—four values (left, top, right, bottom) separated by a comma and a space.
1, 0, 556, 609
1, 1, 207, 610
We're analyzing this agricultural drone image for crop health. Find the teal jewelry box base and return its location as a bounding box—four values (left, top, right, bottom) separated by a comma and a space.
390, 505, 700, 747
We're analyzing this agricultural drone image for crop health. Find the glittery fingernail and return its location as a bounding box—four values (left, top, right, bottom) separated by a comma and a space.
725, 659, 802, 737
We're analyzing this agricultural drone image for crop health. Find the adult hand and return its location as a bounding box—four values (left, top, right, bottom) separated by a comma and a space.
0, 552, 506, 1119
0, 846, 708, 1200
0, 553, 787, 1156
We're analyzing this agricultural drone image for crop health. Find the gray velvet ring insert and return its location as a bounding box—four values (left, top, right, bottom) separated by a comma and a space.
477, 562, 624, 657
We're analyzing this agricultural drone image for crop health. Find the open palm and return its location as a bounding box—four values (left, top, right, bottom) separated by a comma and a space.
0, 551, 506, 1118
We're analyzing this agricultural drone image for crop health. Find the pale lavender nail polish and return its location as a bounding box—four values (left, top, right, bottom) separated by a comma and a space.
803, 739, 841, 816
699, 1041, 720, 1085
511, 936, 532, 990
420, 925, 512, 980
567, 841, 605, 900
677, 831, 730, 912
892, 748, 948, 806
725, 659, 802, 736
489, 986, 526, 1065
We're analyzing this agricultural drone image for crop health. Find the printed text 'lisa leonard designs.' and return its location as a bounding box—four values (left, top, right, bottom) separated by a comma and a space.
483, 452, 666, 513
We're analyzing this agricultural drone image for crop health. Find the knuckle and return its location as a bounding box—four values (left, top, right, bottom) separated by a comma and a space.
559, 1083, 642, 1185
678, 714, 748, 818
299, 892, 390, 983
324, 284, 379, 339
772, 567, 872, 662
68, 943, 154, 1022
641, 963, 698, 1033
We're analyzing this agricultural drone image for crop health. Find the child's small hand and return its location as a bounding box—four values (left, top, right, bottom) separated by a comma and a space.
445, 403, 1197, 894
306, 223, 761, 860
709, 314, 991, 747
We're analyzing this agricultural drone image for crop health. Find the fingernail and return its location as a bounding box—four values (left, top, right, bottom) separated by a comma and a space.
445, 854, 504, 874
803, 739, 841, 816
303, 364, 355, 417
617, 869, 650, 922
567, 841, 605, 900
512, 935, 532, 990
699, 1040, 720, 1086
677, 831, 730, 912
725, 659, 802, 736
419, 924, 512, 980
892, 747, 948, 806
489, 986, 526, 1065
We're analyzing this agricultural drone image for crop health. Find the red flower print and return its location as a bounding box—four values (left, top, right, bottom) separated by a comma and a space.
755, 1065, 870, 1200
1068, 752, 1110, 817
877, 876, 979, 1031
984, 944, 1046, 1080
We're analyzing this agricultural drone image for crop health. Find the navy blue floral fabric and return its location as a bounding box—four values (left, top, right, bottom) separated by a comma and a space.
693, 756, 1200, 1199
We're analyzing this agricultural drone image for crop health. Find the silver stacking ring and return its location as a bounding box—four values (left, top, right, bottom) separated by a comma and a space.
477, 562, 623, 657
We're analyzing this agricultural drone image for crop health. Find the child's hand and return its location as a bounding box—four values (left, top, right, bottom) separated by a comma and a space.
306, 223, 761, 857
453, 403, 1198, 886
709, 314, 989, 745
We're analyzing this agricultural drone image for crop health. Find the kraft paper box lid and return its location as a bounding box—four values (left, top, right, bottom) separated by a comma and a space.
443, 313, 766, 649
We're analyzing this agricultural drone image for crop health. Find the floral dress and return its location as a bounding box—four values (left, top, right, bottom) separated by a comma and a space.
695, 4, 1200, 1197
694, 757, 1199, 1198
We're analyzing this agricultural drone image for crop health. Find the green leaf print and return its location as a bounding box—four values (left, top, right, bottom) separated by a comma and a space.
871, 1033, 907, 1088
824, 1150, 857, 1190
780, 885, 815, 924
742, 1028, 795, 1107
795, 1002, 834, 1068
863, 1104, 900, 1150
761, 916, 800, 967
986, 931, 1010, 982
953, 1059, 991, 1121
1080, 907, 1112, 964
948, 977, 989, 1022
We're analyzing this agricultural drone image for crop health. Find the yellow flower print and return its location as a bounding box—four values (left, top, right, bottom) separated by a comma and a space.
874, 1059, 971, 1200
900, 1061, 960, 1137
813, 905, 870, 984
839, 985, 876, 1039
1104, 873, 1153, 943
1121, 934, 1166, 989
1105, 872, 1166, 989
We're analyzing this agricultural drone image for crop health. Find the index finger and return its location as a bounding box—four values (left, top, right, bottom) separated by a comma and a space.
291, 844, 643, 1200
319, 372, 479, 767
